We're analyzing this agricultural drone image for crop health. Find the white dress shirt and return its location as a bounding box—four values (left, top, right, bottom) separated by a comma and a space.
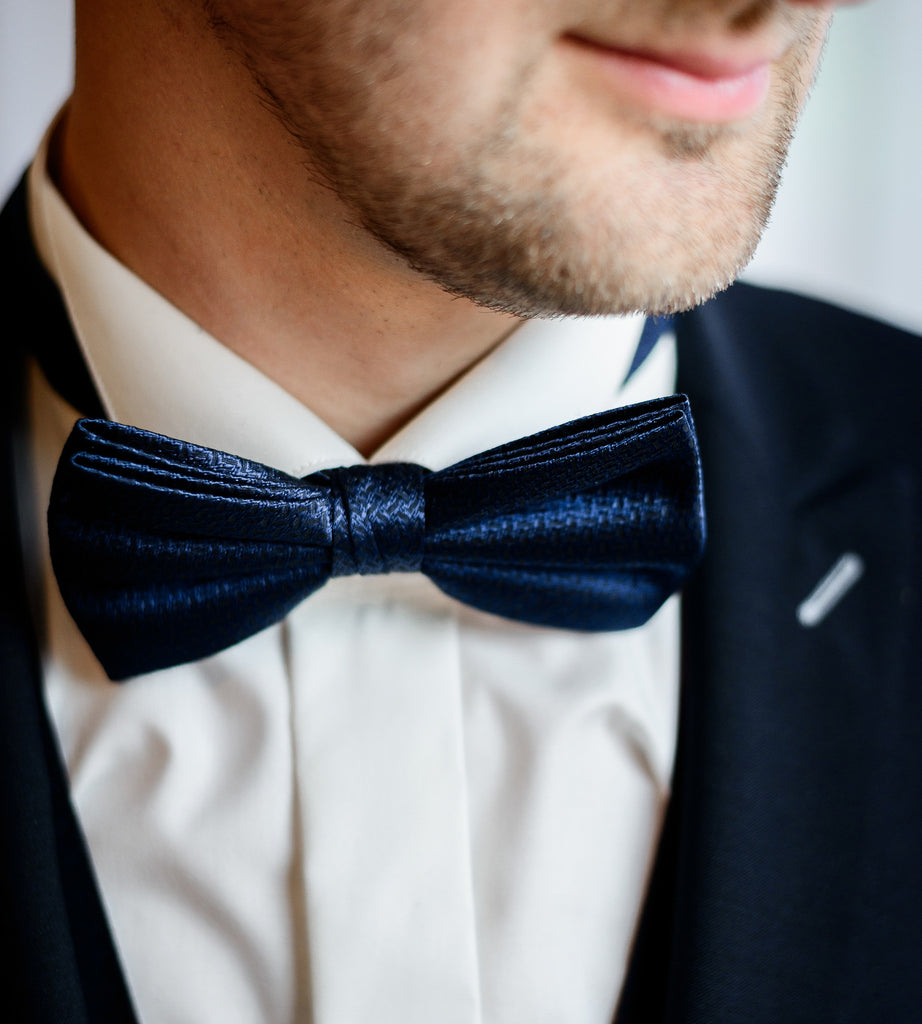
25, 127, 680, 1024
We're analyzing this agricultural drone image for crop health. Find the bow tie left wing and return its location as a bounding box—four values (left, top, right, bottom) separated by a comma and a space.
49, 420, 338, 678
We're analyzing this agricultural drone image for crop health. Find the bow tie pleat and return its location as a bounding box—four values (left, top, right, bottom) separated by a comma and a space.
48, 396, 705, 680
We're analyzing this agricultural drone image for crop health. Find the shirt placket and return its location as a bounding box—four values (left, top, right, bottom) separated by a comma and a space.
287, 582, 482, 1024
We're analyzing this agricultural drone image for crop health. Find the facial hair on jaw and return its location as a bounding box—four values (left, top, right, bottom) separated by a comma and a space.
205, 0, 829, 318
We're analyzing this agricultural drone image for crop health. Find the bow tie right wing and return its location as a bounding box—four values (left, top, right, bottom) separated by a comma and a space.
422, 395, 705, 631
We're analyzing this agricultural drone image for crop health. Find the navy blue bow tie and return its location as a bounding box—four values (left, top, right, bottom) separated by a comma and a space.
47, 395, 705, 680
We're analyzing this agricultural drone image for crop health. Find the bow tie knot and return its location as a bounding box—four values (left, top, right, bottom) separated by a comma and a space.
325, 464, 427, 577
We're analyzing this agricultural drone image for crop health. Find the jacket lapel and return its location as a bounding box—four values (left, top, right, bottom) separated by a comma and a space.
619, 284, 922, 1022
0, 179, 139, 1023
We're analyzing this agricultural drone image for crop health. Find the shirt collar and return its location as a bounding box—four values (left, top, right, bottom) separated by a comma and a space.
28, 121, 675, 476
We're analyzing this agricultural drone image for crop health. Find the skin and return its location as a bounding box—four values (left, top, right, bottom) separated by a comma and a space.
58, 0, 849, 453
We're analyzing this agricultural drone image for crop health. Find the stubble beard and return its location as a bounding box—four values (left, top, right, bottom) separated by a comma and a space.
208, 2, 824, 319
324, 110, 798, 319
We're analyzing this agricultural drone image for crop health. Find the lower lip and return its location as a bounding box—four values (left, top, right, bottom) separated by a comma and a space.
568, 39, 773, 124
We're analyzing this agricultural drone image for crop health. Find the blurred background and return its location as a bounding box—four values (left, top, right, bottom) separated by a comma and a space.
1, 0, 919, 332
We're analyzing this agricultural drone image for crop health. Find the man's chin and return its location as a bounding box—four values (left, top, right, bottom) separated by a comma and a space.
386, 193, 762, 321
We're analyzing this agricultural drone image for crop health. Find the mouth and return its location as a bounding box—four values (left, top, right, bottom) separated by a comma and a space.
562, 33, 781, 124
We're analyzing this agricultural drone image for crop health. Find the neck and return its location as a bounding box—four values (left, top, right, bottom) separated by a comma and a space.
55, 0, 519, 455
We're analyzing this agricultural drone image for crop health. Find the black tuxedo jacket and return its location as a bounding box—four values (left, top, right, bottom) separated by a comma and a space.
2, 179, 921, 1023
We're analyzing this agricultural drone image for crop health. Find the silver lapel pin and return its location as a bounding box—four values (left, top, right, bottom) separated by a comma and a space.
796, 552, 865, 628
